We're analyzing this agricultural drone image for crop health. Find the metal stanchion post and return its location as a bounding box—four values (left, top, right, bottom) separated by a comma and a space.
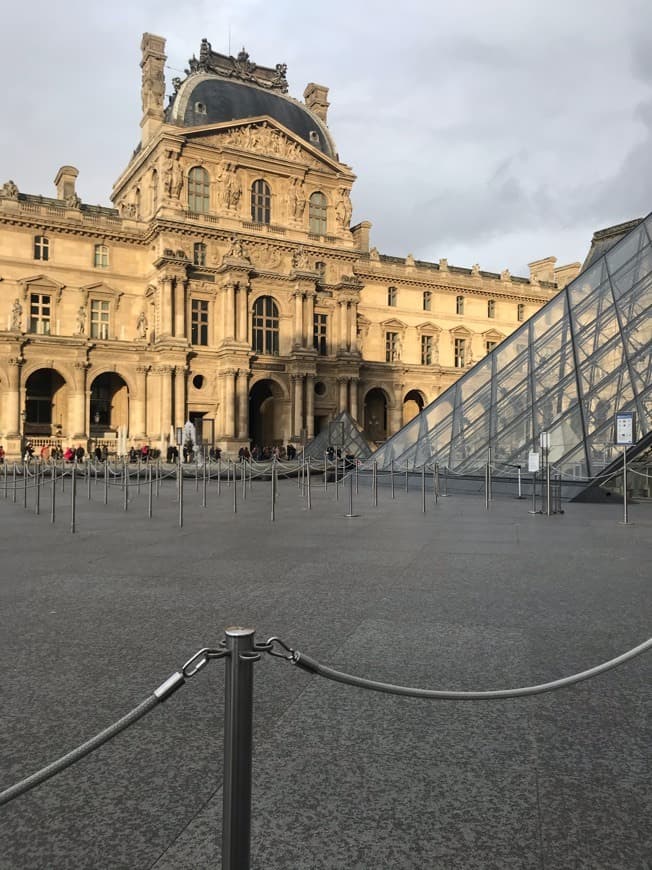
104, 460, 109, 505
156, 459, 161, 498
529, 472, 538, 514
23, 462, 28, 509
137, 458, 141, 495
3, 462, 7, 499
178, 458, 184, 528
546, 456, 551, 517
94, 460, 98, 488
233, 462, 238, 514
270, 460, 276, 522
61, 460, 65, 493
484, 463, 489, 510
12, 463, 17, 504
355, 459, 359, 494
621, 446, 629, 525
70, 463, 77, 534
35, 463, 40, 516
517, 465, 523, 499
421, 465, 426, 513
148, 463, 153, 519
87, 461, 92, 501
217, 457, 222, 497
195, 456, 199, 493
323, 453, 327, 493
124, 461, 129, 512
345, 465, 357, 518
405, 466, 408, 492
487, 447, 492, 502
203, 459, 208, 508
50, 465, 56, 524
222, 627, 257, 870
391, 460, 395, 500
241, 460, 246, 501
442, 466, 448, 497
307, 459, 312, 510
373, 460, 378, 507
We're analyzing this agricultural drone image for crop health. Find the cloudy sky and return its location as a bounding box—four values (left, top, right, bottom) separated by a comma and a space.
2, 0, 651, 276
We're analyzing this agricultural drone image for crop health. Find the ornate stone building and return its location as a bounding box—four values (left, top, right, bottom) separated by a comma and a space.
0, 34, 579, 457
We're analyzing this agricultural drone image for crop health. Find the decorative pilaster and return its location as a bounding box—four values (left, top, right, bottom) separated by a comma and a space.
159, 276, 174, 337
236, 368, 250, 439
223, 369, 236, 437
349, 378, 359, 423
224, 283, 236, 340
338, 301, 348, 352
293, 288, 304, 348
71, 361, 90, 439
5, 357, 23, 437
337, 376, 348, 413
174, 278, 187, 338
133, 365, 149, 438
292, 374, 304, 438
156, 366, 174, 440
173, 365, 187, 429
237, 282, 249, 343
305, 374, 315, 439
304, 290, 316, 349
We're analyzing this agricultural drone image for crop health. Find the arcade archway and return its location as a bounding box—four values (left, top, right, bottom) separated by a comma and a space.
25, 368, 67, 436
403, 389, 425, 426
249, 379, 285, 448
90, 372, 129, 434
364, 387, 389, 443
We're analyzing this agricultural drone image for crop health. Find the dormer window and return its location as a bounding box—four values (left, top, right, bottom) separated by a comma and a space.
309, 130, 319, 145
194, 102, 207, 115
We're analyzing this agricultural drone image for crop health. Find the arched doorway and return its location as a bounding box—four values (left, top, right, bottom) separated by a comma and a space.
249, 379, 285, 448
403, 389, 425, 426
90, 373, 129, 434
25, 368, 67, 436
364, 388, 389, 443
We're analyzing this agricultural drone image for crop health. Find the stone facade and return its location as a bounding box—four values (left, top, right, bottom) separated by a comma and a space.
0, 34, 579, 458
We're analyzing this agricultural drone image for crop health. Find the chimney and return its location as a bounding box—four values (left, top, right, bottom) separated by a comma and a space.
351, 220, 372, 253
140, 33, 167, 146
54, 166, 79, 200
304, 82, 330, 124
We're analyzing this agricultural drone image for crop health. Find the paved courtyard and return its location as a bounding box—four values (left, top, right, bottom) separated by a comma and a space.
0, 469, 650, 869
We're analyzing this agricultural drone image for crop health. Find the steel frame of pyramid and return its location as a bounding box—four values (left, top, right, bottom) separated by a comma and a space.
370, 215, 652, 478
303, 411, 374, 460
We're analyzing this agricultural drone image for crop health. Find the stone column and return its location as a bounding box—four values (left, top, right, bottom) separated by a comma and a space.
132, 365, 149, 438
223, 369, 236, 437
174, 278, 187, 338
173, 365, 186, 430
237, 368, 249, 439
305, 374, 314, 439
237, 283, 249, 343
294, 289, 304, 348
159, 277, 174, 336
224, 283, 235, 340
338, 376, 348, 413
158, 366, 173, 440
349, 378, 359, 423
70, 361, 89, 439
5, 357, 23, 437
389, 403, 402, 437
338, 301, 347, 352
293, 375, 303, 437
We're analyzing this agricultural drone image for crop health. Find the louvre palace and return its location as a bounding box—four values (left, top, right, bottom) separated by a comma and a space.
0, 34, 579, 458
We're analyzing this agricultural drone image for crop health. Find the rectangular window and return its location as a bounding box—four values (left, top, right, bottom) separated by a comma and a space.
29, 293, 51, 335
34, 236, 49, 261
191, 299, 209, 346
487, 299, 496, 318
387, 286, 397, 307
90, 299, 110, 339
517, 303, 525, 321
94, 244, 109, 268
193, 242, 206, 266
421, 334, 433, 365
423, 291, 432, 311
456, 295, 464, 315
385, 331, 400, 362
313, 313, 328, 355
486, 340, 498, 354
454, 337, 466, 368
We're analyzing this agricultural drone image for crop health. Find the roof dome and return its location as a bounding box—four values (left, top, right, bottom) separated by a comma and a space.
166, 44, 335, 158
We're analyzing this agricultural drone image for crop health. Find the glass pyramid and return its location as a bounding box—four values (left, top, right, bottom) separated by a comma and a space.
370, 215, 652, 477
303, 411, 374, 460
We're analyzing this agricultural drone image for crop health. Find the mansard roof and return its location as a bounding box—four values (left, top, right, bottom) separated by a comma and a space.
166, 41, 335, 159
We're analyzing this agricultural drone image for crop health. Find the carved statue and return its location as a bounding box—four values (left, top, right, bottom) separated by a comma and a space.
10, 298, 22, 331
171, 158, 184, 199
76, 306, 86, 335
1, 180, 19, 200
290, 178, 306, 219
162, 151, 175, 198
136, 311, 148, 340
220, 163, 241, 210
471, 263, 480, 276
291, 247, 309, 270
225, 235, 247, 259
393, 335, 402, 362
335, 188, 352, 228
65, 192, 81, 209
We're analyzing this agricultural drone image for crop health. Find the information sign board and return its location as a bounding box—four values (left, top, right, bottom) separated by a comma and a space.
615, 412, 636, 445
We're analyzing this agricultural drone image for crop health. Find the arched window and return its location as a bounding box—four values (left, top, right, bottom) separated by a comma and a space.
251, 179, 271, 224
193, 242, 207, 266
309, 191, 327, 234
252, 296, 279, 355
188, 166, 210, 213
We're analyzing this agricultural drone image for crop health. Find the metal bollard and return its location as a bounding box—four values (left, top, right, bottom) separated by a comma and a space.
517, 465, 523, 499
222, 627, 257, 870
70, 463, 77, 534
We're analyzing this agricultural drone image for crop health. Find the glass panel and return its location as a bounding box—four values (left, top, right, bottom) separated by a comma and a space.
605, 225, 648, 279
567, 259, 608, 310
